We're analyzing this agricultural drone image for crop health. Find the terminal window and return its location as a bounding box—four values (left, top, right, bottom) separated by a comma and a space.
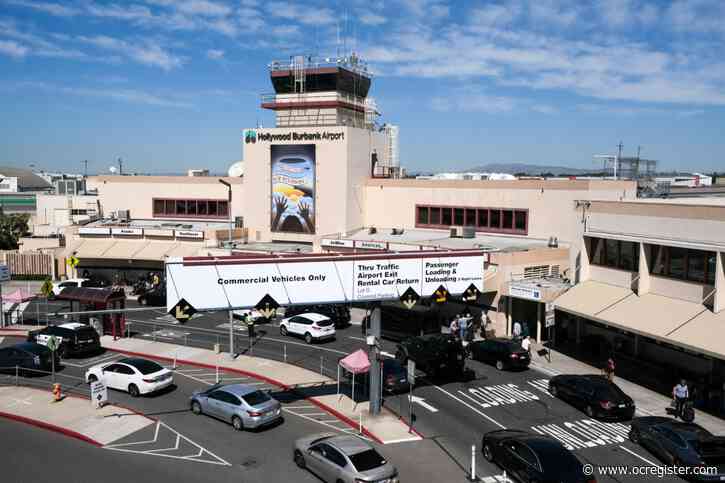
648, 244, 716, 285
153, 198, 229, 219
415, 205, 528, 235
587, 237, 639, 272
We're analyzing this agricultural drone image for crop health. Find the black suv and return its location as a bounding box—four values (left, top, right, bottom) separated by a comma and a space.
28, 323, 102, 358
467, 338, 531, 371
395, 333, 466, 379
284, 304, 351, 328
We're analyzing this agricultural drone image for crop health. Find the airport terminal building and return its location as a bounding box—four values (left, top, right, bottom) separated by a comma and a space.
48, 54, 725, 415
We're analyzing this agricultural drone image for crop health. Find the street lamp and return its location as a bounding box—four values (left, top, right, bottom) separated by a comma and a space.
218, 179, 235, 359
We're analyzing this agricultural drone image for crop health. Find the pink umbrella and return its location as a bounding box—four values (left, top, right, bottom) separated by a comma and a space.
1, 288, 35, 303
337, 349, 370, 406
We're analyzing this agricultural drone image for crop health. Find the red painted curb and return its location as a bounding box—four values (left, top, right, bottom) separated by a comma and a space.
104, 346, 386, 444
0, 410, 102, 447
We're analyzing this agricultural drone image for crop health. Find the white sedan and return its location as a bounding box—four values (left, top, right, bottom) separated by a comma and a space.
85, 357, 173, 397
279, 312, 336, 344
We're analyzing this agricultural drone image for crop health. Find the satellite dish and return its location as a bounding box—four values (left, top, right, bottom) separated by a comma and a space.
109, 166, 117, 174
228, 161, 244, 177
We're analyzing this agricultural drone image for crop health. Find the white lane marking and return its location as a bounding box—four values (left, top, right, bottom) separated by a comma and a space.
4, 397, 33, 409
105, 421, 231, 466
282, 407, 371, 441
292, 412, 327, 416
62, 353, 121, 368
409, 395, 438, 413
174, 371, 219, 386
481, 475, 512, 483
283, 405, 312, 409
375, 435, 422, 444
460, 384, 539, 408
347, 336, 366, 341
618, 445, 659, 467
432, 385, 506, 429
530, 419, 630, 450
527, 379, 553, 397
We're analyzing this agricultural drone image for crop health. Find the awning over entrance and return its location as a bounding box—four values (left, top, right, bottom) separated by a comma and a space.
72, 239, 203, 262
134, 242, 175, 261
555, 281, 721, 359
101, 241, 146, 259
74, 239, 115, 258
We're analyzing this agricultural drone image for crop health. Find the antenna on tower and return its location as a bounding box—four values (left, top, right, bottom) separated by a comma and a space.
336, 21, 341, 59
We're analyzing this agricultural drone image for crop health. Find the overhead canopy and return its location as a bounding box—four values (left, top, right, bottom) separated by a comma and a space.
57, 287, 126, 304
555, 281, 723, 359
101, 241, 146, 259
74, 239, 115, 258
339, 349, 370, 374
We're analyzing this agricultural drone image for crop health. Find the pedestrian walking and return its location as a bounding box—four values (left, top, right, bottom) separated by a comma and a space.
459, 316, 468, 341
450, 316, 460, 338
603, 357, 616, 382
673, 379, 689, 417
521, 335, 531, 354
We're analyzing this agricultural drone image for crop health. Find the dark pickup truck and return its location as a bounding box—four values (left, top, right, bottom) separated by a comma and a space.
394, 333, 466, 379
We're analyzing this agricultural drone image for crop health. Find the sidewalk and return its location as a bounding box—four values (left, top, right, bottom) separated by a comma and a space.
529, 344, 725, 435
0, 385, 154, 445
101, 336, 422, 445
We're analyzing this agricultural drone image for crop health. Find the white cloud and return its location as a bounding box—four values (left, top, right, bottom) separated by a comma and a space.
86, 3, 154, 22
206, 48, 224, 59
359, 13, 387, 26
0, 39, 28, 58
266, 2, 336, 25
470, 3, 521, 29
271, 25, 300, 37
176, 0, 232, 17
431, 91, 517, 113
80, 35, 184, 70
5, 0, 80, 17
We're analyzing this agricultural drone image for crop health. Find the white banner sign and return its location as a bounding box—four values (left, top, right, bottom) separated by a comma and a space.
509, 284, 542, 301
355, 240, 387, 250
321, 239, 354, 249
0, 264, 10, 282
144, 228, 174, 238
111, 227, 143, 236
175, 230, 204, 239
91, 380, 107, 408
166, 251, 485, 311
79, 227, 111, 235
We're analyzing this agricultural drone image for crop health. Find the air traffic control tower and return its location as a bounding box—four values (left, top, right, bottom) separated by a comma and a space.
242, 54, 398, 245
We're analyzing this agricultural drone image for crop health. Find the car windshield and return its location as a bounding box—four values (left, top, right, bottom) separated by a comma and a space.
349, 449, 387, 472
75, 328, 98, 339
242, 390, 271, 406
126, 359, 163, 375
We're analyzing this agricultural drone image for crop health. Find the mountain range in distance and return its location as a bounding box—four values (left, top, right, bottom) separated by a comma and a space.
462, 163, 605, 175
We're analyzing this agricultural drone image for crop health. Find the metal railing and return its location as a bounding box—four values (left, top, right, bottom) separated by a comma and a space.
0, 366, 88, 397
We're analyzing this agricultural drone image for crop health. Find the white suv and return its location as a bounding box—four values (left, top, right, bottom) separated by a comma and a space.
279, 313, 336, 344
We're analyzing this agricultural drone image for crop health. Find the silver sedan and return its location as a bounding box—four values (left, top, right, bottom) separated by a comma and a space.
190, 383, 282, 430
294, 433, 399, 483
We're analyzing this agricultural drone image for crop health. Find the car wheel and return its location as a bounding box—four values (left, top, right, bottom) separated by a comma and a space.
128, 384, 140, 397
629, 428, 640, 444
586, 405, 594, 417
280, 325, 288, 336
294, 450, 306, 469
495, 360, 504, 371
304, 333, 313, 344
87, 374, 98, 384
483, 443, 494, 462
549, 385, 558, 397
191, 401, 202, 415
232, 415, 243, 431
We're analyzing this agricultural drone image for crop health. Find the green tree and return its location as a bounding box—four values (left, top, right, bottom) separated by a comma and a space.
0, 210, 30, 250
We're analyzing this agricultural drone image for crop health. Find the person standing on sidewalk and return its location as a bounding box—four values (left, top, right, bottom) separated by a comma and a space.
450, 316, 460, 339
521, 335, 531, 355
673, 379, 689, 417
459, 316, 468, 342
513, 321, 522, 340
603, 357, 616, 382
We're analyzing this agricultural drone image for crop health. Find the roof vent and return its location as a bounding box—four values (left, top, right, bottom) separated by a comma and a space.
391, 228, 404, 235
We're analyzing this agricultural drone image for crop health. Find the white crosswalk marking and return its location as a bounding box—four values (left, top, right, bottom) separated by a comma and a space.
527, 378, 553, 397
480, 474, 512, 482
458, 383, 540, 408
531, 419, 631, 450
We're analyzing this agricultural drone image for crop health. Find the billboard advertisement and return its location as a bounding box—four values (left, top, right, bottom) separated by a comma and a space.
271, 144, 315, 234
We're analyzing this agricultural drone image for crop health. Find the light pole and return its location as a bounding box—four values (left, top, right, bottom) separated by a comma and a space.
218, 179, 234, 359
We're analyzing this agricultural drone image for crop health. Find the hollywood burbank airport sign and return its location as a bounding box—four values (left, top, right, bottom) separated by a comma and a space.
165, 250, 487, 312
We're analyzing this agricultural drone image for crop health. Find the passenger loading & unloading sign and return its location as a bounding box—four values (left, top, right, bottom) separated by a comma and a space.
165, 251, 486, 311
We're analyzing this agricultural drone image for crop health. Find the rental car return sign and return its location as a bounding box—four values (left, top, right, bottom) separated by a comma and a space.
165, 250, 487, 312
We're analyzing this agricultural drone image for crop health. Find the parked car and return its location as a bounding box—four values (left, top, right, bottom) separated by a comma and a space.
548, 374, 635, 421
629, 417, 725, 479
50, 278, 108, 298
467, 338, 530, 371
482, 429, 594, 483
294, 433, 399, 483
279, 313, 336, 344
28, 323, 101, 358
395, 333, 466, 379
285, 304, 351, 328
0, 342, 58, 374
190, 383, 282, 431
85, 357, 173, 397
137, 286, 166, 306
232, 309, 269, 323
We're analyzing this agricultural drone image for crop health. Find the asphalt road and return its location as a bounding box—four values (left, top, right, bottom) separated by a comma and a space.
13, 299, 697, 482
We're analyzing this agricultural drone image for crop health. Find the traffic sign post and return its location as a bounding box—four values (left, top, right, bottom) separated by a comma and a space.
433, 285, 449, 304
0, 264, 9, 328
169, 298, 196, 323
47, 335, 58, 381
462, 283, 479, 302
91, 380, 107, 409
400, 287, 420, 310
545, 302, 555, 328
255, 294, 279, 319
407, 359, 416, 434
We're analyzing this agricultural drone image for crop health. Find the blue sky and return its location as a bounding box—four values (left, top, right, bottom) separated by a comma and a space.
1, 0, 724, 174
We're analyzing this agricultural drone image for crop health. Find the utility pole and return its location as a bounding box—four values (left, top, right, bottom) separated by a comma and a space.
368, 305, 382, 415
82, 160, 88, 177
615, 141, 623, 180
118, 157, 123, 175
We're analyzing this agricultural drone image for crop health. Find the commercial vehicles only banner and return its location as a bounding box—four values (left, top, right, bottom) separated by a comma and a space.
165, 250, 486, 312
